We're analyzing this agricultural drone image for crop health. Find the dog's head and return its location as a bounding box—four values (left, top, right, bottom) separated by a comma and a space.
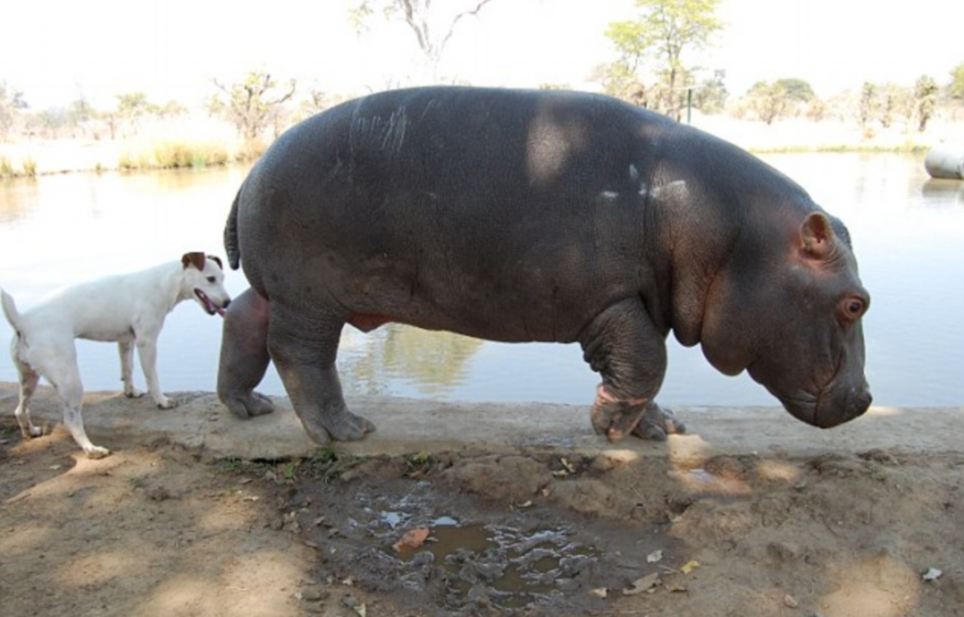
180, 252, 230, 316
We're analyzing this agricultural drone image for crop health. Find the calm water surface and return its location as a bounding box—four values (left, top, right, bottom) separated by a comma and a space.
1, 153, 962, 407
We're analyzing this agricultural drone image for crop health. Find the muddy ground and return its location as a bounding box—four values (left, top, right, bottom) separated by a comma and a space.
1, 417, 962, 617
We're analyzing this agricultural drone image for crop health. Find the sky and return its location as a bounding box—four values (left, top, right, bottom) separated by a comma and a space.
2, 0, 962, 111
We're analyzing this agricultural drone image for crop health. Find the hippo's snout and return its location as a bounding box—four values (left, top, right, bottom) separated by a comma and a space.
780, 381, 872, 429
815, 384, 872, 428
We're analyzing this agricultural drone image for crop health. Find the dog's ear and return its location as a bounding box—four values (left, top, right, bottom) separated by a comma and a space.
181, 252, 206, 271
207, 255, 223, 270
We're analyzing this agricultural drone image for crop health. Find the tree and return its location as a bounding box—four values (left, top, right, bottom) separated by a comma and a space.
949, 62, 964, 100
745, 81, 790, 125
858, 82, 877, 127
591, 60, 648, 106
876, 83, 911, 128
743, 78, 813, 125
603, 0, 722, 119
350, 0, 497, 79
209, 71, 296, 141
913, 75, 938, 132
0, 81, 27, 141
693, 69, 727, 114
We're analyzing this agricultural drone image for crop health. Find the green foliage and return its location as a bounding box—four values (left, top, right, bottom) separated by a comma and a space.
951, 62, 964, 99
209, 71, 296, 141
0, 81, 27, 140
21, 158, 36, 177
0, 156, 13, 178
774, 78, 814, 102
914, 75, 939, 132
858, 82, 878, 127
693, 69, 727, 113
602, 0, 723, 119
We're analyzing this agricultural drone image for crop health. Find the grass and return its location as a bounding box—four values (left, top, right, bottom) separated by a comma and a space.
119, 142, 230, 171
0, 156, 38, 178
217, 448, 365, 485
749, 143, 930, 155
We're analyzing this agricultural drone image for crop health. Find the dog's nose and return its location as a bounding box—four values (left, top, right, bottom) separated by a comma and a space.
223, 298, 231, 309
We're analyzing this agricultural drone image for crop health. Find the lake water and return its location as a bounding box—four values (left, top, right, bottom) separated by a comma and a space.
1, 153, 962, 408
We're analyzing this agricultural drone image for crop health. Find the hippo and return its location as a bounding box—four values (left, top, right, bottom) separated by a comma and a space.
217, 86, 872, 444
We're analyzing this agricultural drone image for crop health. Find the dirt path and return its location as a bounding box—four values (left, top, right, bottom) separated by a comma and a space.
2, 415, 962, 617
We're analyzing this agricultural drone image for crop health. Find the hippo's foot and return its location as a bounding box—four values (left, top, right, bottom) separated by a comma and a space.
298, 405, 376, 445
222, 391, 275, 419
590, 385, 648, 442
631, 402, 685, 441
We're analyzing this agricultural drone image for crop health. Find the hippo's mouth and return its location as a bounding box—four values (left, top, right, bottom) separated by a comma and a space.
195, 289, 226, 316
778, 387, 871, 429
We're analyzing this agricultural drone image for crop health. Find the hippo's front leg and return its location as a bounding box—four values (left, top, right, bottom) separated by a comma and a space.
218, 288, 275, 419
266, 304, 375, 444
580, 299, 683, 442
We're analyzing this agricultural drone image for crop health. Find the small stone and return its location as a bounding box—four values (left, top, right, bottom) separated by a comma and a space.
301, 586, 327, 602
646, 549, 663, 563
589, 587, 608, 598
784, 593, 799, 608
623, 572, 661, 595
922, 567, 943, 582
146, 487, 172, 502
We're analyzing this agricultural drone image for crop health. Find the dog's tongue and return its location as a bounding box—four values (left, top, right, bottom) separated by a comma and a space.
215, 306, 226, 317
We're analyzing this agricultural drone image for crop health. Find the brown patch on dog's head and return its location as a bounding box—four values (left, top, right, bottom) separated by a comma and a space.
181, 252, 206, 270
207, 255, 223, 270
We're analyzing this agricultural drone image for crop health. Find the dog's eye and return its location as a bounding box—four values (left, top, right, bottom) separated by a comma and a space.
206, 276, 216, 283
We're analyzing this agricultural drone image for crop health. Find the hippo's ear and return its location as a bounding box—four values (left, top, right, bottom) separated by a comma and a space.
799, 212, 835, 260
181, 252, 206, 270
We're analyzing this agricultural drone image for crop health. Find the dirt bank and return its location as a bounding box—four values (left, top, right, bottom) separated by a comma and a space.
1, 390, 962, 616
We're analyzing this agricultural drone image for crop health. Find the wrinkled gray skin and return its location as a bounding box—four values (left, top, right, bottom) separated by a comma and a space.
217, 86, 872, 444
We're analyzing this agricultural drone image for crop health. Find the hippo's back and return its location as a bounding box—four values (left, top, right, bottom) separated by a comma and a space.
232, 87, 675, 341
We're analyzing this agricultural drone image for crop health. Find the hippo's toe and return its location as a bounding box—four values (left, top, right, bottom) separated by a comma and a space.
631, 402, 685, 441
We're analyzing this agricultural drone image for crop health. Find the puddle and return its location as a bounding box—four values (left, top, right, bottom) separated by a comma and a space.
393, 522, 599, 609
293, 470, 675, 614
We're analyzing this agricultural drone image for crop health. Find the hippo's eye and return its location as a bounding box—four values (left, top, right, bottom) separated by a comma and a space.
839, 296, 866, 322
206, 276, 216, 283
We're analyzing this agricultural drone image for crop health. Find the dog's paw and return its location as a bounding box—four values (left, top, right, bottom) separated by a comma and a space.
124, 388, 144, 399
155, 396, 178, 409
21, 425, 44, 439
85, 446, 111, 459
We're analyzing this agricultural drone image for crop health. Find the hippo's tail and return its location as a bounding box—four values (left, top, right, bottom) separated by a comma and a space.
225, 188, 241, 270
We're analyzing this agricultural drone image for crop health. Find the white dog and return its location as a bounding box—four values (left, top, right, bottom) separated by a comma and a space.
2, 252, 230, 458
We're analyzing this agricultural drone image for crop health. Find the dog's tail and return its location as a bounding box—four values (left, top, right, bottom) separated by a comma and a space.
1, 289, 23, 335
225, 187, 242, 270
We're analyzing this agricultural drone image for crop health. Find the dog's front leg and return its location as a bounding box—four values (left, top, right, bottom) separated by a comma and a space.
118, 341, 143, 398
136, 336, 176, 409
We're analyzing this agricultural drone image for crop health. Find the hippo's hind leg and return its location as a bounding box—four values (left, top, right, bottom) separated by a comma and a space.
217, 288, 275, 419
580, 298, 683, 442
266, 303, 374, 444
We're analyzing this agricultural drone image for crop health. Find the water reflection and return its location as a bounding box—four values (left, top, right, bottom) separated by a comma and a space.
340, 326, 485, 397
920, 179, 964, 205
0, 154, 962, 406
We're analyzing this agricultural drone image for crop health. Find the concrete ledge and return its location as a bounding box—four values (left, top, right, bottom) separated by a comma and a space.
1, 382, 961, 461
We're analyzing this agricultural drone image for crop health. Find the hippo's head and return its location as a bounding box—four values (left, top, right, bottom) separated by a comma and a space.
700, 210, 872, 429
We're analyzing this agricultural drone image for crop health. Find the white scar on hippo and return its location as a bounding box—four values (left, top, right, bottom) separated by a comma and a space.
217, 86, 872, 445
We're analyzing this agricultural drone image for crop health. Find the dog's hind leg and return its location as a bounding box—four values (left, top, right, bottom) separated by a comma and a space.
34, 346, 110, 458
217, 288, 274, 419
12, 354, 43, 438
118, 340, 143, 398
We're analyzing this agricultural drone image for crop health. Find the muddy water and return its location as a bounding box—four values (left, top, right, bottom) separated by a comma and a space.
1, 154, 962, 406
283, 463, 673, 615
